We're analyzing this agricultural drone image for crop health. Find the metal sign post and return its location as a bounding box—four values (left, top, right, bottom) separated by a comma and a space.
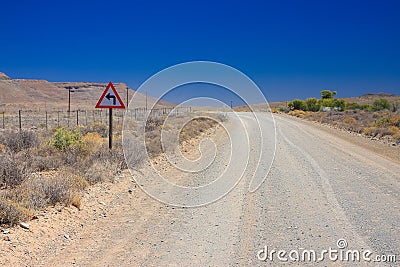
109, 108, 113, 149
95, 82, 125, 149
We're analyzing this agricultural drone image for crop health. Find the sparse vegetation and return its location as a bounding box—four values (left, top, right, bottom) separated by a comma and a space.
305, 98, 320, 112
0, 130, 39, 153
52, 127, 84, 151
278, 91, 400, 143
144, 114, 224, 157
0, 124, 123, 225
287, 90, 346, 112
372, 98, 391, 111
0, 111, 223, 226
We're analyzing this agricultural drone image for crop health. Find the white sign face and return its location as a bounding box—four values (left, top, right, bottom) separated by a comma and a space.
96, 82, 125, 109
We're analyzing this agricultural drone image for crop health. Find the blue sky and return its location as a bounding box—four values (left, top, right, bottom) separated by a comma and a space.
0, 0, 399, 104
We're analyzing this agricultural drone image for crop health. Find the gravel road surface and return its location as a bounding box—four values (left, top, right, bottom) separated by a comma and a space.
42, 112, 399, 266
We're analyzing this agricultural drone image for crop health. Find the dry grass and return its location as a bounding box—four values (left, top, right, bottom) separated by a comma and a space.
302, 110, 400, 143
0, 130, 39, 153
0, 112, 223, 226
179, 117, 218, 142
343, 117, 357, 124
288, 110, 308, 118
0, 171, 87, 225
0, 124, 125, 226
0, 199, 34, 226
144, 114, 223, 157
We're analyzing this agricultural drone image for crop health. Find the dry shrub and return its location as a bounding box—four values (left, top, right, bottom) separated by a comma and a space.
0, 130, 39, 153
145, 131, 162, 157
179, 117, 217, 142
71, 194, 82, 210
373, 116, 390, 127
23, 171, 88, 209
0, 152, 29, 188
363, 126, 378, 136
390, 115, 400, 127
81, 161, 115, 185
82, 132, 103, 152
145, 117, 165, 132
0, 171, 87, 225
80, 122, 108, 138
143, 115, 221, 158
26, 145, 63, 172
343, 117, 357, 124
73, 142, 126, 184
0, 198, 33, 225
392, 132, 400, 140
289, 110, 307, 118
388, 126, 399, 135
123, 134, 146, 168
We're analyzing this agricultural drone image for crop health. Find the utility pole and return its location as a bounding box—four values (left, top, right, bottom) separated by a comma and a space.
68, 89, 71, 112
145, 89, 148, 111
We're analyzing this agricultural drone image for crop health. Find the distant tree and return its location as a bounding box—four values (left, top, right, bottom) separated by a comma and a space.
305, 98, 320, 112
320, 90, 337, 99
372, 98, 391, 111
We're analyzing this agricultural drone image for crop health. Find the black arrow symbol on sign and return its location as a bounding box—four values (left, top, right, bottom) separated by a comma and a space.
106, 93, 116, 105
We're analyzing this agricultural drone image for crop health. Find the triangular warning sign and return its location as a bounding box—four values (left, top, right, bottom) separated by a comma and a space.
95, 82, 125, 109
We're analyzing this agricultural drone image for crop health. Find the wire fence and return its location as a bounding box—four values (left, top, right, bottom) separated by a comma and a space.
0, 106, 192, 131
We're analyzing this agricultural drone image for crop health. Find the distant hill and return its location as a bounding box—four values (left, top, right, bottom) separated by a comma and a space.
0, 72, 174, 111
360, 92, 397, 98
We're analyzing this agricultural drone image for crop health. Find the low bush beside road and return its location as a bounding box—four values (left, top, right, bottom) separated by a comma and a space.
0, 125, 125, 226
273, 91, 400, 144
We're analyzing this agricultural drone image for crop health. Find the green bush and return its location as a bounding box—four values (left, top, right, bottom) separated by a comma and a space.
278, 106, 289, 113
373, 117, 390, 127
319, 98, 346, 111
52, 127, 83, 151
373, 98, 391, 111
347, 103, 361, 110
347, 103, 374, 112
361, 104, 373, 112
305, 98, 320, 112
288, 99, 308, 111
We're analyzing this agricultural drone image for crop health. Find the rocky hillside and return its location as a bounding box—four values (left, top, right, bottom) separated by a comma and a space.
0, 72, 173, 111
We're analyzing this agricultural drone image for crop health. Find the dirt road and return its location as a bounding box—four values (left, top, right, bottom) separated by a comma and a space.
6, 112, 399, 266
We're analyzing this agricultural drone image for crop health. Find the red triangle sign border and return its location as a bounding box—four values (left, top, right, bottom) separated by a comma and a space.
95, 82, 126, 109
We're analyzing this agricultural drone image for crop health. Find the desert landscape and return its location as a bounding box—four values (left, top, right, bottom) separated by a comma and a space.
0, 71, 399, 266
1, 1, 400, 265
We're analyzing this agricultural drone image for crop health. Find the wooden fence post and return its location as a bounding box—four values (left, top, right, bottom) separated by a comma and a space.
18, 110, 22, 130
